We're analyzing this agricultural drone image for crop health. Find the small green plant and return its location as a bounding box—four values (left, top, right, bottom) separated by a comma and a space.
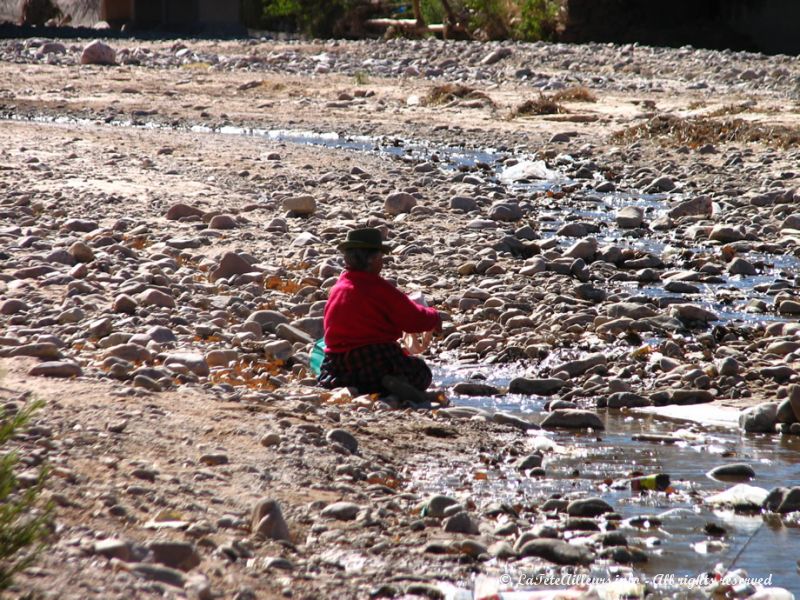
0, 399, 51, 591
420, 0, 445, 25
354, 70, 369, 85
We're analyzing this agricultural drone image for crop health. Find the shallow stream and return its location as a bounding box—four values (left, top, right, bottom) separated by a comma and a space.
428, 365, 800, 595
7, 113, 799, 332
6, 114, 800, 594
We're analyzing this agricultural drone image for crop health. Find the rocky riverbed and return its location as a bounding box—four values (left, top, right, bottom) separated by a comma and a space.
2, 35, 800, 599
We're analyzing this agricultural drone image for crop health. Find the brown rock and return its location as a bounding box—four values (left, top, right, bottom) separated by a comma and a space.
208, 214, 237, 229
68, 241, 94, 263
251, 499, 291, 542
80, 40, 116, 65
667, 195, 712, 219
165, 203, 204, 221
209, 252, 256, 283
62, 218, 98, 233
205, 349, 239, 367
384, 192, 417, 216
13, 265, 56, 279
163, 353, 209, 377
148, 541, 201, 571
105, 343, 152, 363
789, 384, 800, 422
94, 538, 132, 561
9, 343, 62, 359
0, 299, 27, 315
137, 289, 176, 309
28, 361, 82, 378
283, 195, 317, 215
113, 294, 138, 314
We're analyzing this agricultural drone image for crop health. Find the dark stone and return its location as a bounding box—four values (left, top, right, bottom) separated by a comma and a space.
669, 389, 714, 405
517, 539, 594, 565
562, 518, 600, 531
541, 409, 605, 430
443, 511, 479, 535
540, 499, 569, 513
326, 429, 358, 454
516, 453, 543, 471
452, 381, 500, 396
708, 463, 756, 482
251, 499, 291, 541
777, 487, 800, 514
508, 377, 564, 396
598, 546, 648, 564
606, 392, 651, 409
567, 497, 614, 518
148, 541, 201, 571
763, 487, 788, 512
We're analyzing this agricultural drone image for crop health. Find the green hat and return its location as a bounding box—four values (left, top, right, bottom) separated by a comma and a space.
337, 228, 392, 253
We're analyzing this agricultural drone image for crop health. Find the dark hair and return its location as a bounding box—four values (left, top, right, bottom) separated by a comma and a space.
343, 248, 380, 271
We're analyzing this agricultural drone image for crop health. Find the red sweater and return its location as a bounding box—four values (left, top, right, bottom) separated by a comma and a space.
323, 270, 440, 353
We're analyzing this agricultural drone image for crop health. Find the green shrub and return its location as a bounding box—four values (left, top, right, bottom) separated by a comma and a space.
427, 0, 560, 41
465, 0, 510, 40
420, 0, 446, 25
250, 0, 562, 41
259, 0, 360, 37
514, 0, 559, 41
0, 400, 51, 591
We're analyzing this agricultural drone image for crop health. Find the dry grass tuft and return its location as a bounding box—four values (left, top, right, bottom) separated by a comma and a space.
612, 114, 800, 149
707, 102, 755, 118
550, 86, 597, 103
423, 84, 493, 106
514, 94, 568, 116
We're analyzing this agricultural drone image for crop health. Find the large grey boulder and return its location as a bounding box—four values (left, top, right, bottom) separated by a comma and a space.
739, 402, 778, 433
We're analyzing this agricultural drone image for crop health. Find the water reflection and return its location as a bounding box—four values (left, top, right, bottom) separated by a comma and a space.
426, 366, 800, 592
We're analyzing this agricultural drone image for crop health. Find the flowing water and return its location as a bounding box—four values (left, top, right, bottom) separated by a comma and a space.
428, 366, 800, 595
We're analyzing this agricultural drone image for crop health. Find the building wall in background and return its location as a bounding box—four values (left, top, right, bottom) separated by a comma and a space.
0, 0, 102, 26
724, 0, 800, 55
0, 0, 241, 32
561, 0, 800, 55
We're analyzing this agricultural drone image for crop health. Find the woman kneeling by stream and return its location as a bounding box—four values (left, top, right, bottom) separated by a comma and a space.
318, 228, 442, 406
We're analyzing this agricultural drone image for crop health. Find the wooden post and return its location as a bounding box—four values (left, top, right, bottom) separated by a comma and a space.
440, 0, 470, 39
412, 0, 424, 27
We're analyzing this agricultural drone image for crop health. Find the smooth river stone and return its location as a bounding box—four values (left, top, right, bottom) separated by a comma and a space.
540, 409, 604, 430
28, 361, 82, 378
708, 463, 756, 482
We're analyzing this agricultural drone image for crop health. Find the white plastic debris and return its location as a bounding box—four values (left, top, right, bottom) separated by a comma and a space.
706, 484, 769, 508
499, 159, 559, 183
